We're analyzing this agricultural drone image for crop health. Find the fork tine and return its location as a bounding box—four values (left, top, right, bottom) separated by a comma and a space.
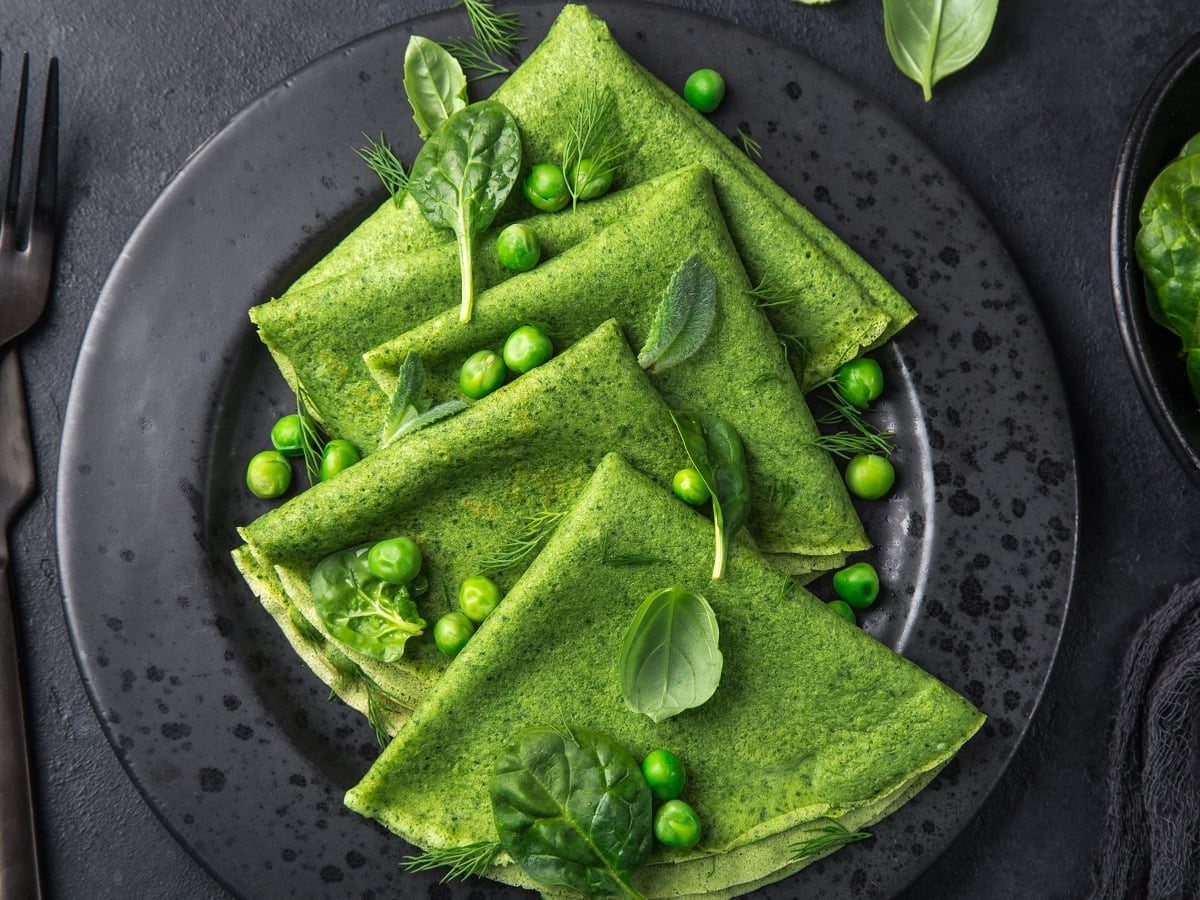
1, 53, 29, 250
32, 58, 58, 230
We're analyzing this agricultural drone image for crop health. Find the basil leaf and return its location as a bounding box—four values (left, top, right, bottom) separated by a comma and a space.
403, 36, 469, 139
490, 726, 652, 899
620, 587, 723, 723
310, 545, 426, 663
408, 101, 522, 323
637, 255, 718, 373
882, 0, 998, 101
670, 411, 750, 580
1136, 153, 1200, 403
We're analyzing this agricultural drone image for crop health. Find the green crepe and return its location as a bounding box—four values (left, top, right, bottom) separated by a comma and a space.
345, 454, 983, 898
239, 322, 704, 711
363, 166, 864, 561
282, 4, 914, 390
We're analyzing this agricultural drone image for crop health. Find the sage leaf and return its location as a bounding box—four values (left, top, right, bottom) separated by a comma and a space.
882, 0, 999, 101
403, 36, 469, 139
380, 353, 466, 447
408, 101, 522, 323
670, 411, 750, 580
637, 255, 718, 373
620, 587, 723, 723
491, 726, 652, 899
389, 400, 467, 443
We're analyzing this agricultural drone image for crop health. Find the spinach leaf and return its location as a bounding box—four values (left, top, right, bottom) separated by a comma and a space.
408, 101, 522, 323
637, 255, 718, 373
670, 412, 750, 579
1181, 132, 1200, 159
380, 351, 467, 448
883, 0, 998, 101
620, 587, 723, 723
490, 726, 652, 899
403, 36, 469, 139
1136, 153, 1200, 403
310, 544, 426, 663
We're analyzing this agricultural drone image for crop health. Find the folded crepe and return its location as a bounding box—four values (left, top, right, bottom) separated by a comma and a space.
238, 321, 707, 711
345, 453, 984, 898
362, 166, 863, 563
281, 4, 914, 389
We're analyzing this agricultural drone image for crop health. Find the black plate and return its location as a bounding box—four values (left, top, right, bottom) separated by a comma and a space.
1112, 31, 1200, 483
56, 3, 1078, 897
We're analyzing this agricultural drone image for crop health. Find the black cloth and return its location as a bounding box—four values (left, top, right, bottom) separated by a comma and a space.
1094, 579, 1200, 899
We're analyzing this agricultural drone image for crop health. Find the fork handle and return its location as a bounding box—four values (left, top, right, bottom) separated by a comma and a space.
0, 558, 43, 900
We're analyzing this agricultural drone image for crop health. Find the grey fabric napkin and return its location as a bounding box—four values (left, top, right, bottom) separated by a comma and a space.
1093, 579, 1200, 899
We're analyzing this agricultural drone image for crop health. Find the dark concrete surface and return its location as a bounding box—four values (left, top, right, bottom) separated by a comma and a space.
1, 0, 1197, 897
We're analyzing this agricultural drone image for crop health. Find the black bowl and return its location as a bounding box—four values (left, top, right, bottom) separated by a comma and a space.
1112, 31, 1200, 482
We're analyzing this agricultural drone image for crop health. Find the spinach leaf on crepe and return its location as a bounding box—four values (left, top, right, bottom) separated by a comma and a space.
670, 411, 750, 579
491, 726, 653, 899
403, 36, 469, 139
620, 587, 723, 723
408, 101, 522, 323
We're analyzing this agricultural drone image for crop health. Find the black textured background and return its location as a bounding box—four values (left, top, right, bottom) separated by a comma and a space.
2, 0, 1196, 897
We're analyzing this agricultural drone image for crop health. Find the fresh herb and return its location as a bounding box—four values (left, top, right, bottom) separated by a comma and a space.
620, 587, 723, 723
601, 536, 670, 567
736, 126, 762, 159
787, 820, 871, 862
479, 508, 566, 574
764, 477, 797, 511
883, 0, 999, 101
777, 574, 797, 604
289, 606, 325, 646
380, 352, 466, 448
363, 680, 394, 748
354, 134, 409, 208
671, 412, 751, 580
1136, 150, 1200, 403
408, 101, 522, 323
562, 86, 629, 210
637, 255, 718, 373
441, 36, 511, 81
309, 545, 426, 663
491, 726, 653, 899
402, 840, 503, 882
777, 332, 811, 383
461, 0, 523, 57
749, 273, 805, 309
295, 382, 326, 487
814, 381, 896, 458
403, 36, 469, 140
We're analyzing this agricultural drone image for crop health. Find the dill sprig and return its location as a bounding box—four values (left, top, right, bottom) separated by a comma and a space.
601, 536, 670, 567
814, 381, 896, 458
354, 134, 409, 208
787, 820, 871, 863
441, 36, 511, 81
402, 840, 503, 881
748, 273, 805, 309
736, 126, 762, 159
461, 0, 523, 57
562, 86, 630, 210
296, 382, 327, 487
479, 508, 567, 574
364, 681, 393, 749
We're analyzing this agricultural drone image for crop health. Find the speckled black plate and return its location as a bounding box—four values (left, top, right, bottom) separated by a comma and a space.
56, 3, 1078, 898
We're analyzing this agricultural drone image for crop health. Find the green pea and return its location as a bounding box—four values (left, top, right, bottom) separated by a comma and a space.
496, 223, 542, 272
683, 68, 726, 114
460, 350, 508, 400
367, 536, 422, 586
568, 158, 614, 201
844, 454, 895, 500
654, 799, 702, 849
523, 162, 570, 212
672, 468, 711, 506
245, 450, 293, 499
459, 575, 503, 624
828, 599, 856, 625
503, 325, 554, 374
319, 439, 361, 482
434, 611, 475, 657
833, 562, 880, 609
642, 749, 687, 802
835, 358, 884, 410
270, 414, 309, 457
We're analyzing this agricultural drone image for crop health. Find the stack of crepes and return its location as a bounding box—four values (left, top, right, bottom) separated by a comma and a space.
233, 4, 984, 896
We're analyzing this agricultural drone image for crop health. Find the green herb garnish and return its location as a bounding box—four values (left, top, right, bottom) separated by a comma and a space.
561, 86, 629, 210
814, 381, 896, 458
883, 0, 998, 101
787, 820, 871, 862
601, 536, 670, 567
441, 36, 511, 81
736, 126, 762, 159
402, 840, 502, 882
379, 352, 466, 448
461, 0, 523, 57
354, 134, 409, 208
403, 36, 469, 139
637, 255, 718, 373
295, 382, 326, 487
479, 508, 566, 574
749, 272, 805, 309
